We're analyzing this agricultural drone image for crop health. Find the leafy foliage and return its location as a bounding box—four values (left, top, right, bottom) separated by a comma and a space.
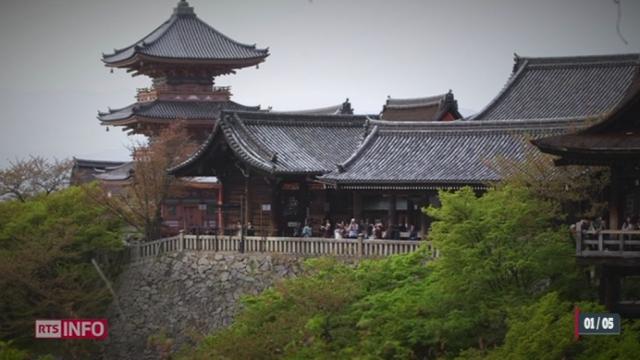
0, 185, 123, 358
182, 185, 604, 359
490, 150, 609, 221
93, 120, 197, 240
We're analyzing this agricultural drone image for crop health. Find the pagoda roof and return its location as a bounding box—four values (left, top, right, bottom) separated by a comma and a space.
471, 53, 640, 121
171, 111, 370, 176
273, 99, 354, 115
102, 0, 268, 68
533, 76, 640, 165
98, 100, 261, 125
319, 118, 584, 189
381, 91, 462, 121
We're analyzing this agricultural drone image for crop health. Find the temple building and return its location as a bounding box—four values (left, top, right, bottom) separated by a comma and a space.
70, 158, 127, 185
380, 91, 462, 121
79, 1, 640, 240
533, 75, 640, 316
171, 53, 639, 238
98, 0, 268, 140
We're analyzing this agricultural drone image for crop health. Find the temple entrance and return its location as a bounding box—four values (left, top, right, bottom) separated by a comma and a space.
278, 182, 309, 236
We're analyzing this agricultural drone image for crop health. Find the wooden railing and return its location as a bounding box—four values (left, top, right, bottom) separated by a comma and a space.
577, 230, 640, 258
129, 232, 429, 262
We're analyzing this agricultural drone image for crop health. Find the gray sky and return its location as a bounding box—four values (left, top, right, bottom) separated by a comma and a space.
0, 0, 639, 167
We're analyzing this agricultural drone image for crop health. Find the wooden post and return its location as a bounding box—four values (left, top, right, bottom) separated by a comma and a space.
132, 240, 140, 261
240, 194, 246, 254
388, 194, 397, 237
353, 192, 363, 221
609, 165, 623, 231
598, 232, 604, 252
178, 230, 184, 251
600, 266, 621, 311
217, 182, 224, 235
357, 234, 364, 258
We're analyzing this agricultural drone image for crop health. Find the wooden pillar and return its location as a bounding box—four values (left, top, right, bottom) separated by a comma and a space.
353, 192, 363, 221
599, 266, 621, 311
217, 183, 224, 234
244, 172, 250, 226
609, 165, 623, 230
272, 181, 282, 236
388, 194, 397, 228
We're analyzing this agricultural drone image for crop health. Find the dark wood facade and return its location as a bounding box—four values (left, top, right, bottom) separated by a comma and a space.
534, 76, 640, 316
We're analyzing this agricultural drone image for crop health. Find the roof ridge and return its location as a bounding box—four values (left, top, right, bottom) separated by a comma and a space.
272, 103, 345, 115
386, 93, 447, 103
168, 124, 221, 174
231, 110, 368, 124
519, 53, 640, 66
220, 113, 275, 172
470, 59, 529, 120
336, 125, 379, 173
370, 117, 585, 131
193, 14, 268, 53
103, 11, 178, 60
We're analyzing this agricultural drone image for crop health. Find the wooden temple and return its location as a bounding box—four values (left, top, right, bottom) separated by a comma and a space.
534, 71, 640, 315
170, 53, 639, 238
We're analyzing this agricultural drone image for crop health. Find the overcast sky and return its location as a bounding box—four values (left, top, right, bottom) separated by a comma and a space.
0, 0, 639, 167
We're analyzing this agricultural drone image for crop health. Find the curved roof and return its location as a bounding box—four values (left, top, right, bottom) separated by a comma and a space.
533, 76, 640, 163
94, 162, 135, 182
381, 91, 462, 121
171, 111, 370, 175
102, 0, 268, 67
273, 99, 354, 115
98, 100, 261, 124
319, 118, 584, 187
73, 158, 127, 170
471, 53, 640, 120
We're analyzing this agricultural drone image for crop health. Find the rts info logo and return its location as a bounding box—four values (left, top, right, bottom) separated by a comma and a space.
35, 319, 108, 340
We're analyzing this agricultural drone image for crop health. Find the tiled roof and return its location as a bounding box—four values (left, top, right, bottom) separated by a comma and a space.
319, 118, 584, 187
274, 99, 354, 115
102, 0, 268, 66
73, 158, 127, 170
381, 91, 462, 121
533, 78, 640, 163
384, 93, 447, 109
98, 100, 260, 123
171, 111, 370, 175
471, 53, 640, 120
94, 162, 135, 182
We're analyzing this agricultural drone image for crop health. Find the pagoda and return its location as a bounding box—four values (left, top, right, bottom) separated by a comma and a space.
98, 0, 269, 140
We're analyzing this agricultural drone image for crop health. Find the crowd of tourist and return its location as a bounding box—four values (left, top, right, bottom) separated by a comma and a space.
311, 218, 420, 240
572, 215, 640, 235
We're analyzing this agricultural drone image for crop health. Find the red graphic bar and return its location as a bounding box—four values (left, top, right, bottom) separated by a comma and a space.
574, 306, 580, 341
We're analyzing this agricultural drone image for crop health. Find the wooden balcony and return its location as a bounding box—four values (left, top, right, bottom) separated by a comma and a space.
576, 230, 640, 265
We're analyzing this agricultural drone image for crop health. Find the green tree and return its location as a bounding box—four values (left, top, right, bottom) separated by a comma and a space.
183, 185, 584, 359
0, 185, 123, 358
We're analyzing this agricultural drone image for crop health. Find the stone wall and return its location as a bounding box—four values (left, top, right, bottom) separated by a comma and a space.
102, 251, 304, 359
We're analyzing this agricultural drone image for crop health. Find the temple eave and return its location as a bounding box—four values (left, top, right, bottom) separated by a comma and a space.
103, 53, 268, 70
